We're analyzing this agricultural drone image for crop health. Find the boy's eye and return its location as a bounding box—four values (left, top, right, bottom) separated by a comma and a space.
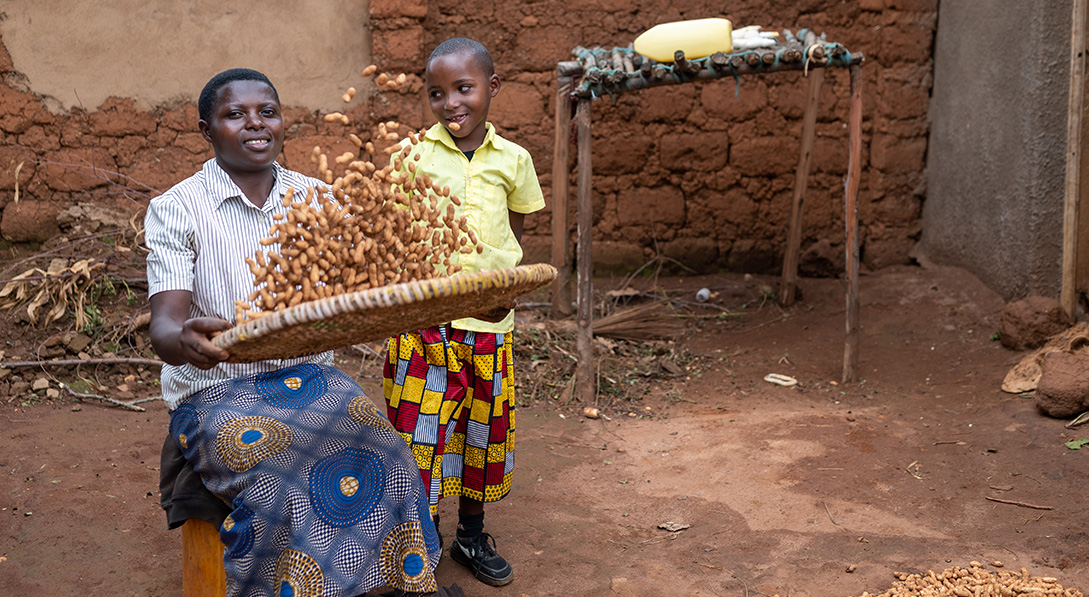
429, 91, 443, 99
458, 85, 472, 93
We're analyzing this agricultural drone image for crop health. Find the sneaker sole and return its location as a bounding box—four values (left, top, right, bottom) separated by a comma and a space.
450, 545, 514, 586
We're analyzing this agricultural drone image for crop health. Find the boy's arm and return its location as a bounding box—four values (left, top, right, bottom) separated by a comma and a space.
149, 290, 230, 369
509, 210, 525, 243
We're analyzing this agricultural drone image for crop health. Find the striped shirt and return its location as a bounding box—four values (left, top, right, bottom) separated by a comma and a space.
145, 158, 333, 409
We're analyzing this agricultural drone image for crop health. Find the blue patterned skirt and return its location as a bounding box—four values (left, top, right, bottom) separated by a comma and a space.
169, 363, 440, 597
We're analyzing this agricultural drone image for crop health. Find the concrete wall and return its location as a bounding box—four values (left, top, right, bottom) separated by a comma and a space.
0, 0, 370, 113
920, 1, 1070, 300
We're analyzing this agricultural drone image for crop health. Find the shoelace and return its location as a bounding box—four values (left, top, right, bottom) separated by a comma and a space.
460, 531, 498, 558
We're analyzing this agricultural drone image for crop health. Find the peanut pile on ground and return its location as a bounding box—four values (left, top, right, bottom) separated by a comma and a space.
859, 561, 1083, 597
234, 65, 478, 324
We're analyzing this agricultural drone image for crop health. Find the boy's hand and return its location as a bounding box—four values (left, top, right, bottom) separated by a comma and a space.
180, 318, 232, 369
472, 301, 515, 323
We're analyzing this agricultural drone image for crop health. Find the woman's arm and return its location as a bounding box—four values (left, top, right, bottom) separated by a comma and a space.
149, 290, 231, 369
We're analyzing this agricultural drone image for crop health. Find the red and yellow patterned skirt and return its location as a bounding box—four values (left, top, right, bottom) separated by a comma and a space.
383, 325, 515, 514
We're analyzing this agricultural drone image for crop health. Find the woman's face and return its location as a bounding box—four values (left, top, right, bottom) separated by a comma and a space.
199, 80, 285, 178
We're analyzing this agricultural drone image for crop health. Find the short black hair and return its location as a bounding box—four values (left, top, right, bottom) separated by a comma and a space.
198, 68, 279, 122
426, 38, 494, 77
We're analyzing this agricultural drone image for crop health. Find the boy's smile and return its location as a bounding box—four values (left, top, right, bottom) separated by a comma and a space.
425, 52, 500, 152
199, 80, 284, 179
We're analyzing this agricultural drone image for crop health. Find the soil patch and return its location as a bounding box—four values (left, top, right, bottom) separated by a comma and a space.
1, 262, 1087, 596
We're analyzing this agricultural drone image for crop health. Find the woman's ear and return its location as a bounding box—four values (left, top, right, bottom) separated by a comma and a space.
198, 120, 212, 143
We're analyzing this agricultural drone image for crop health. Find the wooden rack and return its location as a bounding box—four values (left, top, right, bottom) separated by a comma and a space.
549, 30, 865, 405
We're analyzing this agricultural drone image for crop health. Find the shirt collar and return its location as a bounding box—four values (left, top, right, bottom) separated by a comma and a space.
203, 158, 284, 211
424, 122, 503, 152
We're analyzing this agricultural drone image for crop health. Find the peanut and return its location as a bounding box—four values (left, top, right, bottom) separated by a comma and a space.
234, 64, 487, 325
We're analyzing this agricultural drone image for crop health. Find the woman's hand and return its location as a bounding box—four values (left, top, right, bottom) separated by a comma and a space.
178, 317, 231, 369
149, 290, 231, 368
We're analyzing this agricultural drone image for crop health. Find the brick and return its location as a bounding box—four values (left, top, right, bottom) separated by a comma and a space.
591, 240, 647, 273
701, 77, 767, 122
663, 236, 719, 270
89, 98, 156, 137
370, 0, 427, 19
886, 0, 938, 11
0, 144, 37, 191
18, 126, 61, 152
39, 147, 117, 192
730, 136, 797, 176
591, 132, 654, 175
127, 147, 205, 194
176, 132, 210, 155
870, 134, 926, 173
1, 199, 61, 242
616, 185, 685, 228
491, 82, 545, 131
879, 19, 936, 64
636, 86, 696, 124
371, 26, 424, 74
510, 26, 582, 72
282, 135, 357, 179
659, 131, 728, 172
812, 135, 850, 173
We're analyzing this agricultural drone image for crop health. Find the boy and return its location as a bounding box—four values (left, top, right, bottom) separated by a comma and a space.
383, 38, 546, 587
146, 68, 458, 597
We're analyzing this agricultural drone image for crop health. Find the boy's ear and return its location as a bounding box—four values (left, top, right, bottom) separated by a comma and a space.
489, 73, 501, 97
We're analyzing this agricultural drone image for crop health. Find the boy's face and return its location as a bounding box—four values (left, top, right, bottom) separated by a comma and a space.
425, 51, 500, 152
198, 80, 284, 178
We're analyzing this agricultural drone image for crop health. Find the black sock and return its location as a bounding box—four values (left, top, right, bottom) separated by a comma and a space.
456, 511, 484, 539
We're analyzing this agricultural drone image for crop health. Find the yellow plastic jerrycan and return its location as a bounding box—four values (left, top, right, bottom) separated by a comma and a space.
633, 17, 733, 63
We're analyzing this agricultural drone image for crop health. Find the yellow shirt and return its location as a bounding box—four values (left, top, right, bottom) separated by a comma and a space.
398, 122, 545, 333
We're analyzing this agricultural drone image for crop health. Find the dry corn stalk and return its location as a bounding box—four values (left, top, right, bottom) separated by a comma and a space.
859, 562, 1083, 597
0, 258, 107, 328
235, 66, 481, 323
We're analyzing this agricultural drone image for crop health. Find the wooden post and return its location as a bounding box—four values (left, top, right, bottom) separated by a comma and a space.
182, 518, 226, 597
779, 68, 825, 306
575, 98, 595, 406
551, 76, 574, 317
1063, 0, 1088, 320
842, 64, 863, 384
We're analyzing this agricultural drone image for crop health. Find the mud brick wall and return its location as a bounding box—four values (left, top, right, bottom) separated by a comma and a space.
371, 0, 936, 275
0, 0, 936, 278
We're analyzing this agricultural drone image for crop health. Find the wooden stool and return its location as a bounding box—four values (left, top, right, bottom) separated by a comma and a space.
181, 518, 226, 597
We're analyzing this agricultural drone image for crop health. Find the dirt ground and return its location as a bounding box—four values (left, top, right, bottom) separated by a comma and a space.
1, 262, 1087, 596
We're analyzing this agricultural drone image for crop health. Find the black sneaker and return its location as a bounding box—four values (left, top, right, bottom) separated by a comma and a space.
450, 532, 513, 586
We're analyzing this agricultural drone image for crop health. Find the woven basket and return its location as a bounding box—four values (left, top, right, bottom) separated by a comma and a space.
211, 263, 557, 363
